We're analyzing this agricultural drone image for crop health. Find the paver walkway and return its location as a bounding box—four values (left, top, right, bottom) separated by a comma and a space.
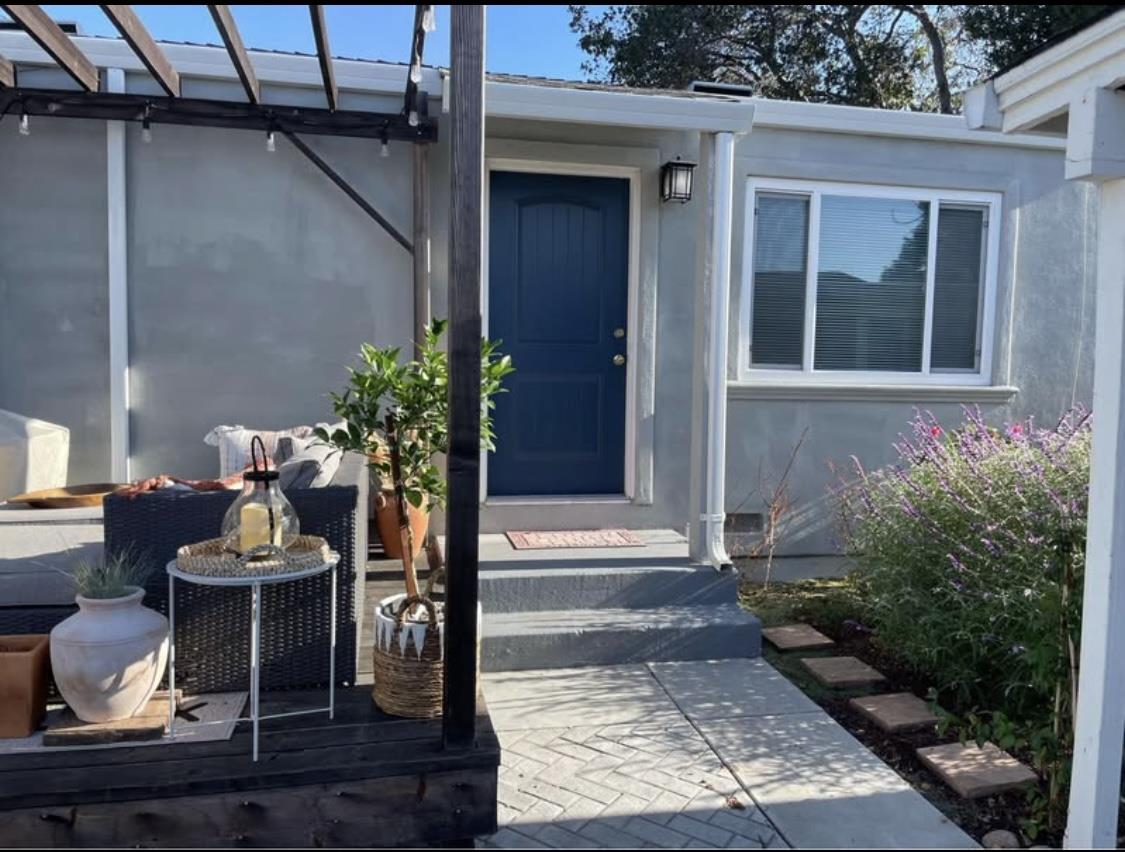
478, 659, 976, 849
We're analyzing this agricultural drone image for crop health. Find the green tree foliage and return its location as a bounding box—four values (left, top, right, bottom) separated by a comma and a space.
961, 5, 1116, 71
569, 5, 1114, 113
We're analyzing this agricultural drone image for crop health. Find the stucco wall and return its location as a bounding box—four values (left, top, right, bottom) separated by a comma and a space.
726, 128, 1096, 554
0, 78, 1093, 554
125, 120, 417, 478
0, 117, 111, 485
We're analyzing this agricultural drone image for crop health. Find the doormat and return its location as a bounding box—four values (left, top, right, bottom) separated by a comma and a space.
0, 691, 246, 754
506, 529, 645, 550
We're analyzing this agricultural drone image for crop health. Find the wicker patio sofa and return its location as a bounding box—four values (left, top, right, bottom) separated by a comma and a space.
95, 451, 369, 693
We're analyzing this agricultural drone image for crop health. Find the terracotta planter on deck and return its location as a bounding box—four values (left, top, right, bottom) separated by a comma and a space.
374, 491, 430, 560
0, 634, 49, 738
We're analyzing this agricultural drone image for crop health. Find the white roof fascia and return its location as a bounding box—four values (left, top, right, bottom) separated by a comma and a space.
750, 96, 1063, 150
484, 80, 754, 132
990, 9, 1125, 134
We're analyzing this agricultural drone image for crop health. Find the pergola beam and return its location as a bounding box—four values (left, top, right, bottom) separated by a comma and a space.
100, 5, 180, 97
0, 87, 438, 142
0, 5, 99, 91
308, 5, 337, 112
0, 54, 13, 88
283, 131, 412, 253
207, 4, 259, 104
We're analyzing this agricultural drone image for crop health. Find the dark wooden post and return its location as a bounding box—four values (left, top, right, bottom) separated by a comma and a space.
413, 143, 431, 357
443, 4, 485, 750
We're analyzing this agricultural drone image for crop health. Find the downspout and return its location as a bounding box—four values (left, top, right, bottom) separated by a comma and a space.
704, 131, 738, 570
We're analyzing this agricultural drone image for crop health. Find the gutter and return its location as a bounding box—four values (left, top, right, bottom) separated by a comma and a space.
704, 131, 738, 571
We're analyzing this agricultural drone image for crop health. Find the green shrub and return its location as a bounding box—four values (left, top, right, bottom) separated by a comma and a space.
838, 406, 1091, 834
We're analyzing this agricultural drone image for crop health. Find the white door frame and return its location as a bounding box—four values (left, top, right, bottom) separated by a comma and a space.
482, 158, 642, 503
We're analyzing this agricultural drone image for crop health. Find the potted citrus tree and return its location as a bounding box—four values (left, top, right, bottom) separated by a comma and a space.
318, 320, 512, 718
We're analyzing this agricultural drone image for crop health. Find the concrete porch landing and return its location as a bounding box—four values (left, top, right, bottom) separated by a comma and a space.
479, 660, 976, 850
478, 530, 761, 671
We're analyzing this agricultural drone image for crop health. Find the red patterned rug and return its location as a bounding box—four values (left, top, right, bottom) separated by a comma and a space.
505, 529, 645, 550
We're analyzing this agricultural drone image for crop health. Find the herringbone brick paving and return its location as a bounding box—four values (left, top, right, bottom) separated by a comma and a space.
479, 717, 785, 849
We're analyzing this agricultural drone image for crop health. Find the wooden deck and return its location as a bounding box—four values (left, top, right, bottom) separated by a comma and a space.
0, 546, 496, 848
0, 687, 499, 848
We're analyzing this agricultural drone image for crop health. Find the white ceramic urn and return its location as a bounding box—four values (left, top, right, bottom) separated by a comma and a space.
50, 587, 169, 723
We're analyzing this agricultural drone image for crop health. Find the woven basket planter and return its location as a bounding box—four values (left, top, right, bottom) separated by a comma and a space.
372, 594, 445, 718
371, 593, 481, 719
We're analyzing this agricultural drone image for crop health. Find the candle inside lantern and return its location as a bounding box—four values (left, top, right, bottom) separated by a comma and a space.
240, 502, 281, 552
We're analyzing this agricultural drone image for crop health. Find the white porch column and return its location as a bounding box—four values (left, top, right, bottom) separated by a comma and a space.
1065, 87, 1125, 850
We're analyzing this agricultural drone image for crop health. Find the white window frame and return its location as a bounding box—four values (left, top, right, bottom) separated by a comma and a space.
738, 176, 1002, 386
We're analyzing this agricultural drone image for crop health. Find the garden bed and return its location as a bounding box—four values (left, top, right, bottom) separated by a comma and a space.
740, 575, 1061, 848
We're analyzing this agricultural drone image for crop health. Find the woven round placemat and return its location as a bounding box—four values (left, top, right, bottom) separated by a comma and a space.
176, 535, 331, 578
372, 595, 444, 719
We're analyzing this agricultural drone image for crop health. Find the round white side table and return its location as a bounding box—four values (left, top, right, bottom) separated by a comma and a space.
165, 552, 341, 761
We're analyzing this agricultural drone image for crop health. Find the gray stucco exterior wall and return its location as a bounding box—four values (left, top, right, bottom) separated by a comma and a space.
0, 117, 111, 484
726, 128, 1096, 555
0, 74, 1093, 561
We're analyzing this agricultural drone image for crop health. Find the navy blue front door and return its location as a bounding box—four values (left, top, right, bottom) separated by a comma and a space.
488, 171, 630, 496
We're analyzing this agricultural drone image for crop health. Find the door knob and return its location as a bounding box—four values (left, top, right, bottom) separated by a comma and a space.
613, 354, 626, 367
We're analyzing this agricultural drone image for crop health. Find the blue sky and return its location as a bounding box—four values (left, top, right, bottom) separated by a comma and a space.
38, 5, 608, 79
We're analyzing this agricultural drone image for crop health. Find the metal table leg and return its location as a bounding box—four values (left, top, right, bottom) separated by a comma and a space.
330, 561, 337, 720
250, 581, 262, 762
168, 573, 176, 740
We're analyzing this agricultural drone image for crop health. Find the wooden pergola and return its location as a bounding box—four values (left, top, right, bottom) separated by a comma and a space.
0, 3, 486, 752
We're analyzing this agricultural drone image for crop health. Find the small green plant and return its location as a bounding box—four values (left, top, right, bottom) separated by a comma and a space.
315, 319, 514, 511
70, 549, 152, 599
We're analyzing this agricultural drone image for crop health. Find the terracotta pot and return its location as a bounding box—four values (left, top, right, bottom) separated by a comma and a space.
0, 634, 49, 738
50, 587, 169, 723
374, 491, 430, 560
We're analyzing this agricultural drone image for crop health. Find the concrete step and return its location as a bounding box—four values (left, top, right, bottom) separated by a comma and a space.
481, 604, 762, 671
480, 562, 739, 612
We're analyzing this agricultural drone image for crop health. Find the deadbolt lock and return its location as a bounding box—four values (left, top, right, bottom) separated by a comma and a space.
613, 327, 626, 339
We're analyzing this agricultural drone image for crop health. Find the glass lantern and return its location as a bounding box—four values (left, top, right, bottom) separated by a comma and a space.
221, 435, 299, 555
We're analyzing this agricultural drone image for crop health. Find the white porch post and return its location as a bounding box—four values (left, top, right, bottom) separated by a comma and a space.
1065, 88, 1125, 850
106, 67, 131, 483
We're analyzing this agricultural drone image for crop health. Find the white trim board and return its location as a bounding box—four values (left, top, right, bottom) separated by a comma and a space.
738, 176, 1003, 388
482, 157, 643, 504
106, 68, 130, 483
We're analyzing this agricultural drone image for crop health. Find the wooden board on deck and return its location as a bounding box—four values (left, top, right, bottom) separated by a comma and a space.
43, 691, 183, 746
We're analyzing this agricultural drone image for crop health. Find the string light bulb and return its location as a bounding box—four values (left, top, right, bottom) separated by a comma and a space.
421, 6, 436, 33
266, 129, 276, 153
409, 62, 423, 85
18, 113, 29, 136
408, 110, 419, 128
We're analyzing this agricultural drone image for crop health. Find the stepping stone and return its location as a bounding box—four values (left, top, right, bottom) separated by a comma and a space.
799, 656, 885, 688
762, 624, 835, 651
848, 692, 940, 733
916, 742, 1037, 799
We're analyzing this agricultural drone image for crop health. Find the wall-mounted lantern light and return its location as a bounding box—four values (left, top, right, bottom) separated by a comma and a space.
661, 157, 696, 203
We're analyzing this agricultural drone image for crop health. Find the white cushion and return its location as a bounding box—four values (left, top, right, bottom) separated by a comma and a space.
0, 410, 69, 500
203, 425, 316, 478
